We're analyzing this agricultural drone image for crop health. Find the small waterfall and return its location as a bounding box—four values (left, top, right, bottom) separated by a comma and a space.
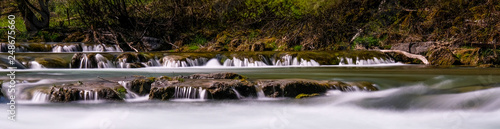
52, 45, 80, 52
118, 58, 130, 68
224, 57, 268, 67
185, 58, 209, 66
118, 81, 140, 99
162, 57, 188, 67
275, 55, 320, 66
29, 61, 45, 69
172, 87, 207, 99
205, 58, 222, 67
78, 54, 114, 68
95, 54, 114, 68
339, 57, 396, 65
82, 44, 123, 52
81, 90, 99, 100
231, 87, 243, 99
31, 91, 49, 102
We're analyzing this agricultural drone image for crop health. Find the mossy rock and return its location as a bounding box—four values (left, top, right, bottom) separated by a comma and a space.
427, 48, 459, 66
149, 87, 176, 100
26, 43, 53, 52
295, 93, 320, 99
260, 80, 328, 98
35, 57, 70, 68
129, 76, 155, 96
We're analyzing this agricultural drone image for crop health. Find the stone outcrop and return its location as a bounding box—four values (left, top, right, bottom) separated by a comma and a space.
30, 73, 380, 102
391, 42, 433, 55
47, 81, 125, 102
259, 80, 327, 98
181, 72, 246, 79
0, 81, 4, 98
427, 47, 458, 66
207, 81, 256, 99
128, 76, 155, 96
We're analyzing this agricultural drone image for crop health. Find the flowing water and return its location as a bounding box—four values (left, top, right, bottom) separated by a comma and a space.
1, 50, 500, 128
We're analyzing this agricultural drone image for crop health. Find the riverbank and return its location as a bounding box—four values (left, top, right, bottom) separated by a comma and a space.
1, 0, 499, 67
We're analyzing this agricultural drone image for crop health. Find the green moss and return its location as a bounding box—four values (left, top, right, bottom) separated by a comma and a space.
293, 45, 302, 51
295, 93, 320, 99
114, 86, 128, 99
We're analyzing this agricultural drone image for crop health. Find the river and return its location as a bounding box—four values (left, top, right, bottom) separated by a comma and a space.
1, 48, 500, 128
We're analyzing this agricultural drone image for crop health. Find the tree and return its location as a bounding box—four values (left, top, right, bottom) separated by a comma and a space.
16, 0, 50, 31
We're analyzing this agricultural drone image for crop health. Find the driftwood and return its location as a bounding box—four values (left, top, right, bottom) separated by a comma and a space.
380, 50, 430, 65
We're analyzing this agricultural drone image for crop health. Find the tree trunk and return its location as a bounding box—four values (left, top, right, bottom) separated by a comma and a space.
16, 0, 50, 31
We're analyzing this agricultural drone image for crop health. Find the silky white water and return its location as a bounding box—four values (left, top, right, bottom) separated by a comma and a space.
2, 66, 500, 128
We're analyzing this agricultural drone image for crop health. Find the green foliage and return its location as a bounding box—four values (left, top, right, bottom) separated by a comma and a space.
353, 36, 380, 48
293, 45, 302, 51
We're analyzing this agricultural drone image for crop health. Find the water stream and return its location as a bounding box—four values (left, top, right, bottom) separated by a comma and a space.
1, 50, 500, 128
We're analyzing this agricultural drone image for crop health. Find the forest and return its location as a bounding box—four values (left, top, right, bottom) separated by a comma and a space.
1, 0, 499, 65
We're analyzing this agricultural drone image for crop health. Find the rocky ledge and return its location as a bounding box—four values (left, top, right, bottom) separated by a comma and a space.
28, 73, 379, 102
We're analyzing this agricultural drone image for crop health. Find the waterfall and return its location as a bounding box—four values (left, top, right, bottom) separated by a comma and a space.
118, 81, 141, 99
231, 87, 243, 99
31, 91, 49, 102
186, 58, 209, 66
95, 54, 114, 68
339, 57, 396, 65
52, 45, 80, 52
172, 87, 207, 99
82, 44, 123, 52
162, 57, 188, 67
224, 57, 268, 67
81, 90, 99, 100
29, 61, 45, 69
205, 58, 222, 67
78, 54, 114, 68
275, 55, 320, 66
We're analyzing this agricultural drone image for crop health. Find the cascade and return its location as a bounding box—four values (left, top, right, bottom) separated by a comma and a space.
231, 87, 243, 99
29, 61, 45, 69
172, 87, 207, 99
31, 91, 49, 102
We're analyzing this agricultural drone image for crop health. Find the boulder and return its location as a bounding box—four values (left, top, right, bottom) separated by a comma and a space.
149, 87, 176, 100
427, 47, 458, 66
259, 80, 328, 98
181, 72, 247, 79
48, 81, 124, 102
129, 76, 155, 96
207, 81, 256, 99
0, 81, 4, 98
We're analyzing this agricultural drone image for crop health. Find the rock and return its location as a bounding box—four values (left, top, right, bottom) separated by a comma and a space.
207, 81, 256, 99
70, 53, 85, 68
182, 72, 247, 79
0, 81, 4, 98
391, 42, 432, 55
410, 42, 432, 55
339, 81, 379, 91
149, 87, 175, 100
391, 43, 410, 52
129, 62, 146, 68
48, 81, 124, 102
129, 76, 155, 96
427, 47, 458, 66
385, 52, 423, 64
259, 80, 328, 98
35, 57, 69, 68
